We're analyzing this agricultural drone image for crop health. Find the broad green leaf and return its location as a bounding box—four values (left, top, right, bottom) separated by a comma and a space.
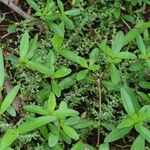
99, 143, 109, 150
17, 115, 57, 134
20, 31, 29, 60
89, 48, 99, 66
61, 15, 74, 30
62, 125, 79, 140
51, 80, 61, 97
43, 2, 54, 15
121, 88, 135, 116
88, 64, 99, 71
7, 106, 16, 117
0, 129, 19, 150
0, 84, 20, 115
104, 126, 132, 143
136, 35, 147, 55
117, 52, 137, 59
79, 58, 88, 68
57, 0, 64, 12
25, 60, 52, 76
109, 63, 120, 85
77, 70, 89, 81
135, 124, 150, 142
47, 92, 56, 112
65, 9, 80, 16
65, 116, 80, 126
53, 67, 71, 78
99, 43, 113, 56
48, 133, 59, 147
52, 35, 63, 50
60, 129, 72, 144
136, 22, 150, 29
124, 28, 140, 45
39, 125, 49, 140
0, 48, 4, 91
137, 107, 150, 122
24, 105, 48, 115
26, 0, 41, 12
137, 91, 150, 103
117, 117, 134, 129
112, 31, 124, 55
139, 81, 150, 89
46, 50, 55, 72
49, 123, 60, 135
131, 135, 145, 150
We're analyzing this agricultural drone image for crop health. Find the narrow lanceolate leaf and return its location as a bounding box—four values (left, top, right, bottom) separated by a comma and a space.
16, 115, 57, 134
52, 34, 63, 50
20, 31, 29, 60
0, 48, 4, 91
65, 9, 80, 16
131, 135, 145, 150
53, 67, 71, 78
46, 51, 55, 72
26, 0, 41, 12
104, 126, 132, 143
57, 0, 64, 12
121, 88, 135, 116
89, 48, 99, 66
0, 129, 19, 150
25, 60, 52, 76
51, 80, 61, 97
61, 15, 74, 30
124, 28, 141, 45
117, 117, 134, 129
109, 64, 120, 85
77, 70, 89, 81
112, 31, 124, 55
47, 92, 56, 112
48, 133, 59, 147
136, 22, 150, 29
62, 125, 79, 140
0, 84, 20, 115
136, 35, 147, 55
135, 124, 150, 143
139, 81, 150, 89
99, 143, 109, 150
99, 43, 113, 56
24, 105, 48, 115
117, 52, 137, 59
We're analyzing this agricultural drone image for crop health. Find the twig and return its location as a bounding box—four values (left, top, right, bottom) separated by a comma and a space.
0, 0, 33, 19
96, 77, 102, 146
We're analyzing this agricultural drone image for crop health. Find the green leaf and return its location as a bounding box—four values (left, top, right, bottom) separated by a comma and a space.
124, 28, 140, 45
26, 0, 41, 12
0, 84, 20, 115
137, 107, 150, 122
88, 64, 99, 71
121, 88, 135, 116
117, 52, 137, 59
112, 31, 124, 55
47, 92, 56, 112
60, 129, 72, 144
51, 80, 61, 97
139, 81, 150, 89
137, 91, 150, 103
46, 50, 55, 72
20, 31, 29, 60
17, 116, 57, 134
52, 35, 63, 50
7, 106, 16, 117
135, 124, 150, 142
64, 9, 80, 16
99, 143, 109, 150
24, 105, 48, 115
117, 117, 134, 129
57, 0, 64, 12
131, 135, 145, 150
53, 67, 71, 78
48, 133, 59, 147
136, 22, 150, 29
136, 35, 147, 55
65, 116, 80, 126
77, 70, 89, 81
25, 60, 52, 76
7, 24, 16, 33
109, 64, 120, 85
62, 125, 79, 140
104, 126, 132, 143
61, 15, 74, 30
0, 129, 19, 150
99, 43, 113, 56
89, 48, 99, 66
0, 48, 4, 91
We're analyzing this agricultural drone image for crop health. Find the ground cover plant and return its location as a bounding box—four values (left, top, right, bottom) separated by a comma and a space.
0, 0, 150, 149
